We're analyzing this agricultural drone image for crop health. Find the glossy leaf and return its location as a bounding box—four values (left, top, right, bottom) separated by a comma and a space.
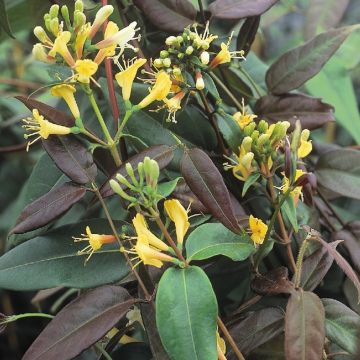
304, 0, 350, 40
216, 112, 243, 153
0, 220, 129, 290
334, 227, 360, 272
242, 173, 260, 197
181, 148, 240, 233
281, 196, 299, 232
100, 145, 174, 197
157, 177, 182, 198
12, 182, 86, 234
316, 148, 360, 199
298, 241, 340, 291
254, 93, 335, 130
322, 298, 360, 354
23, 286, 135, 360
133, 0, 196, 32
0, 0, 15, 38
251, 267, 295, 295
228, 307, 284, 356
156, 266, 218, 360
185, 223, 255, 262
266, 26, 359, 94
316, 236, 360, 300
42, 136, 97, 185
16, 95, 74, 127
209, 0, 279, 20
237, 16, 261, 57
285, 290, 325, 360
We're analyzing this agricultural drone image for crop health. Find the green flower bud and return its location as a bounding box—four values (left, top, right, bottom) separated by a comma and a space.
126, 163, 139, 187
242, 136, 253, 153
153, 58, 163, 68
137, 162, 144, 187
49, 4, 59, 18
258, 120, 269, 133
43, 13, 51, 31
200, 51, 210, 65
116, 174, 135, 190
160, 50, 169, 59
163, 58, 171, 68
178, 53, 185, 59
165, 36, 177, 46
173, 67, 181, 76
290, 120, 302, 153
75, 0, 84, 12
61, 5, 70, 26
251, 130, 259, 142
110, 180, 137, 202
49, 18, 59, 36
243, 122, 256, 136
257, 133, 270, 149
33, 26, 51, 44
185, 46, 194, 55
74, 10, 86, 28
176, 35, 183, 44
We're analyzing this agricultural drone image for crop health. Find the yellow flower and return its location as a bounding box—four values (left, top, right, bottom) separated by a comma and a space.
22, 109, 71, 150
115, 57, 147, 101
74, 59, 98, 84
298, 129, 312, 158
73, 226, 117, 263
249, 215, 268, 245
216, 331, 227, 360
138, 71, 172, 109
164, 199, 190, 245
32, 43, 54, 64
233, 99, 257, 129
161, 91, 185, 123
191, 22, 218, 50
94, 21, 119, 64
282, 169, 306, 204
132, 213, 169, 251
50, 84, 80, 119
89, 5, 114, 39
75, 23, 91, 59
48, 31, 75, 67
209, 34, 245, 68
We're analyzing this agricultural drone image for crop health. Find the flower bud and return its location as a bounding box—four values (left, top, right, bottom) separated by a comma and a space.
257, 133, 270, 148
185, 46, 194, 55
61, 6, 70, 26
50, 18, 59, 36
243, 122, 256, 136
89, 5, 114, 38
32, 43, 54, 63
33, 26, 51, 44
173, 67, 181, 76
195, 72, 205, 90
153, 58, 163, 68
75, 0, 84, 12
201, 40, 210, 50
74, 10, 86, 29
160, 50, 169, 59
241, 152, 254, 169
126, 162, 139, 186
258, 120, 269, 133
177, 53, 184, 59
110, 180, 137, 202
44, 13, 51, 31
242, 136, 253, 153
165, 36, 176, 46
176, 36, 183, 44
137, 162, 144, 187
200, 51, 210, 65
49, 4, 59, 18
251, 130, 259, 142
116, 174, 134, 190
163, 58, 171, 67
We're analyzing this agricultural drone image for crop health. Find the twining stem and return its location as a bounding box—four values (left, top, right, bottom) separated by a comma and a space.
92, 184, 152, 301
294, 237, 309, 288
199, 90, 228, 155
267, 175, 297, 273
209, 72, 243, 110
217, 317, 245, 360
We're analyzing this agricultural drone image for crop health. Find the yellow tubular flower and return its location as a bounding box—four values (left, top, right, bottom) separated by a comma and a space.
73, 226, 116, 263
249, 215, 268, 245
94, 21, 119, 64
162, 91, 185, 123
233, 99, 257, 129
75, 23, 91, 59
132, 213, 169, 251
282, 169, 306, 204
22, 109, 71, 150
50, 84, 80, 119
164, 199, 190, 245
138, 72, 172, 109
115, 58, 147, 101
298, 129, 312, 158
32, 43, 54, 64
89, 5, 114, 39
74, 59, 98, 84
48, 31, 75, 67
230, 137, 255, 181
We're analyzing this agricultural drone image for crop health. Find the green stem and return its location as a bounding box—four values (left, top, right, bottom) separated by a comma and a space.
238, 66, 263, 98
294, 238, 309, 288
80, 128, 108, 146
6, 313, 54, 322
115, 109, 133, 142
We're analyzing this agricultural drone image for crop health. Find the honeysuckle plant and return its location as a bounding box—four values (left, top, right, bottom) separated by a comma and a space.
1, 1, 360, 360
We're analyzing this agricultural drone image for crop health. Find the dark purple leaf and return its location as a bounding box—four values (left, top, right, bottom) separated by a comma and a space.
254, 93, 335, 130
11, 182, 86, 234
42, 136, 97, 185
228, 307, 284, 356
16, 95, 74, 127
133, 0, 197, 32
285, 290, 325, 360
209, 0, 279, 20
237, 16, 261, 56
100, 145, 174, 198
304, 0, 350, 40
266, 26, 358, 94
298, 241, 340, 291
251, 267, 295, 295
333, 229, 360, 272
181, 148, 240, 233
316, 236, 360, 300
23, 286, 135, 360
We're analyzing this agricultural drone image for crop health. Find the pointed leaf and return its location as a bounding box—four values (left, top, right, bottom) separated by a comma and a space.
285, 290, 325, 360
186, 222, 255, 262
42, 136, 97, 185
0, 0, 15, 38
237, 16, 261, 57
181, 148, 240, 233
254, 93, 335, 130
242, 172, 260, 197
0, 220, 129, 290
157, 177, 182, 198
266, 26, 359, 94
209, 0, 279, 20
281, 196, 299, 232
12, 182, 86, 234
23, 286, 135, 360
216, 112, 243, 153
156, 266, 218, 360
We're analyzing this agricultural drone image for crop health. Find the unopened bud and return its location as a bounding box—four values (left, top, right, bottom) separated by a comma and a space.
116, 174, 134, 190
125, 162, 139, 186
196, 74, 205, 90
75, 0, 84, 12
242, 136, 253, 153
61, 5, 70, 25
200, 51, 210, 65
110, 180, 137, 202
32, 43, 53, 63
291, 120, 302, 154
251, 130, 259, 142
33, 26, 51, 44
243, 122, 256, 136
49, 4, 59, 18
258, 120, 269, 133
165, 36, 177, 46
178, 53, 184, 59
89, 5, 114, 38
160, 50, 169, 59
137, 162, 144, 187
173, 67, 181, 76
163, 58, 171, 67
201, 40, 210, 50
185, 46, 194, 55
148, 159, 160, 187
50, 17, 59, 36
153, 58, 163, 68
44, 13, 51, 31
176, 36, 183, 44
257, 133, 270, 148
241, 152, 254, 169
74, 10, 86, 28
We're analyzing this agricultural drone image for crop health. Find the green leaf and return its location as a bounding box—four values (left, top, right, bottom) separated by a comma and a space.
242, 173, 260, 196
281, 196, 299, 232
0, 0, 14, 38
322, 298, 360, 354
216, 112, 243, 153
158, 177, 182, 198
156, 266, 218, 360
0, 220, 129, 290
186, 223, 255, 262
202, 72, 220, 100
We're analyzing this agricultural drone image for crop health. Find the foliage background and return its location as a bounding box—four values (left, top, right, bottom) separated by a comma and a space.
0, 0, 360, 358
